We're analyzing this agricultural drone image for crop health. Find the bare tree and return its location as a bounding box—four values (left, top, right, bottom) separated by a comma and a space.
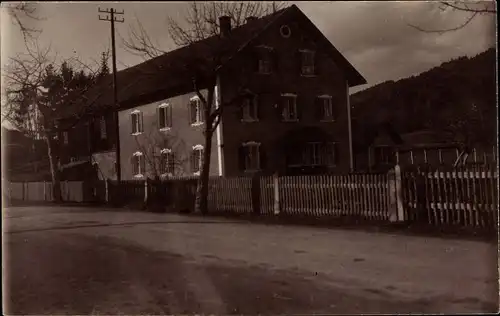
409, 1, 496, 33
133, 129, 189, 180
121, 2, 286, 214
3, 2, 44, 40
2, 41, 111, 202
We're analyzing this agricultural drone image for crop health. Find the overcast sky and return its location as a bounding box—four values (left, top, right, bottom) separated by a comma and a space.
2, 1, 496, 96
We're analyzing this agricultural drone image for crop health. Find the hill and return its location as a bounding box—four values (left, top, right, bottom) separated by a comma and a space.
351, 48, 497, 151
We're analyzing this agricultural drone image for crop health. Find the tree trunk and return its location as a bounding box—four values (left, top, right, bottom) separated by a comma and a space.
195, 129, 213, 215
46, 135, 63, 203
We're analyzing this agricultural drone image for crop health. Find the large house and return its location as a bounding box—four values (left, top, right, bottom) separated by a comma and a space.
60, 5, 366, 180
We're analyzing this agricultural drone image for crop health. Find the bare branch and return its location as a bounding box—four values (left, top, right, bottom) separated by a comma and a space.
408, 1, 496, 33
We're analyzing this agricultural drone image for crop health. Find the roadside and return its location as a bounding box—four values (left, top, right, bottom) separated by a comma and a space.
5, 200, 497, 243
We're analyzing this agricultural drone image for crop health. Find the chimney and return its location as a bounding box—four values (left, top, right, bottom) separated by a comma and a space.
246, 16, 257, 23
219, 16, 231, 38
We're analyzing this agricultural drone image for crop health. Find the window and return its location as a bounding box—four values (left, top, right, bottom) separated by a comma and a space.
131, 152, 145, 177
131, 110, 143, 134
100, 116, 107, 139
305, 142, 322, 166
281, 94, 298, 121
323, 142, 338, 166
317, 95, 334, 121
160, 148, 174, 175
258, 53, 272, 74
373, 146, 393, 165
280, 25, 291, 38
158, 103, 172, 130
241, 142, 261, 171
242, 95, 258, 122
300, 50, 315, 76
288, 142, 337, 167
63, 131, 69, 144
190, 145, 204, 174
189, 96, 204, 125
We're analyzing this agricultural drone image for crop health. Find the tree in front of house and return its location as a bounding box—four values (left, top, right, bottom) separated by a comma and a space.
3, 42, 110, 202
132, 127, 189, 180
122, 1, 286, 214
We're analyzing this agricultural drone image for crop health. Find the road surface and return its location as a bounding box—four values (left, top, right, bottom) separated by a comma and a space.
3, 206, 498, 314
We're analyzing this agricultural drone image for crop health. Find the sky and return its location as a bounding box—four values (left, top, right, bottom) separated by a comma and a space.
2, 1, 496, 96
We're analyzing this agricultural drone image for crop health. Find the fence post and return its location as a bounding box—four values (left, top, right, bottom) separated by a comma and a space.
388, 165, 405, 222
105, 179, 109, 203
144, 179, 148, 204
273, 173, 280, 215
251, 175, 261, 215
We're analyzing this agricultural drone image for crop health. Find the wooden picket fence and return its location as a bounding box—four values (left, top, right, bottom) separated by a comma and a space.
275, 174, 390, 220
401, 166, 498, 228
4, 180, 101, 202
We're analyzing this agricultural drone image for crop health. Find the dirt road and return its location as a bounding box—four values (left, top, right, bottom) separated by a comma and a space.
3, 206, 498, 314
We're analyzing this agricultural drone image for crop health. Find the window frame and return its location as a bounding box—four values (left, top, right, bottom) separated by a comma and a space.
299, 49, 315, 76
131, 110, 143, 135
62, 131, 69, 145
191, 144, 204, 175
99, 115, 107, 139
242, 141, 261, 172
281, 93, 298, 122
189, 96, 204, 126
318, 95, 334, 122
241, 95, 259, 122
158, 102, 172, 131
160, 148, 174, 176
132, 151, 145, 178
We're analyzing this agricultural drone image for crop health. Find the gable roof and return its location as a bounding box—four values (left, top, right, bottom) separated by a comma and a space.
63, 5, 365, 119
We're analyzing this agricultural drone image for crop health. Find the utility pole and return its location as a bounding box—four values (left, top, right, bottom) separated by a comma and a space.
98, 7, 124, 182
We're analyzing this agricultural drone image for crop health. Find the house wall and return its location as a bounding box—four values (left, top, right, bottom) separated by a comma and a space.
118, 89, 220, 180
219, 17, 350, 176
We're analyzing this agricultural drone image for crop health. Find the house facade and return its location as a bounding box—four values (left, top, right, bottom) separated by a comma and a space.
86, 5, 366, 180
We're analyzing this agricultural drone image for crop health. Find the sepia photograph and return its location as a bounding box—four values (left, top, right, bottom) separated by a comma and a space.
1, 1, 498, 314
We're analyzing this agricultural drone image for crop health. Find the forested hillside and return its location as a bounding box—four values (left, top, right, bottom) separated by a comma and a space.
351, 48, 496, 151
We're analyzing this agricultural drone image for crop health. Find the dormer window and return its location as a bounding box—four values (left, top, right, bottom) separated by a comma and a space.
300, 49, 315, 76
